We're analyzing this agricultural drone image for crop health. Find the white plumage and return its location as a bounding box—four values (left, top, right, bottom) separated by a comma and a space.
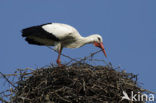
22, 23, 107, 66
42, 23, 81, 39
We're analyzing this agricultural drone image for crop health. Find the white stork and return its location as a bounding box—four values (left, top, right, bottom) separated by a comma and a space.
22, 23, 107, 66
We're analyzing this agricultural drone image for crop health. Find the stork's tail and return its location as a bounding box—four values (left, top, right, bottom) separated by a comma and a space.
22, 26, 46, 45
22, 26, 42, 37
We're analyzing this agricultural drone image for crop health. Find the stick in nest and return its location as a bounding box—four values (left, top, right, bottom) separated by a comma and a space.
47, 46, 104, 65
0, 72, 16, 88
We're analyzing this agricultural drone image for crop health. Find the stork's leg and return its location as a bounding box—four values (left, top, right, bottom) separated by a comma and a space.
56, 48, 62, 67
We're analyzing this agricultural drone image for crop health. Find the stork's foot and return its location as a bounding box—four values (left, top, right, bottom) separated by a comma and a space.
57, 59, 63, 67
58, 64, 63, 67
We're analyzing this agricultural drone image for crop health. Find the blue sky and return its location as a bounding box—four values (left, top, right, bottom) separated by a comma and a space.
0, 0, 156, 93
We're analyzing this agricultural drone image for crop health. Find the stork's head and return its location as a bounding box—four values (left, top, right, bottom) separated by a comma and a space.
92, 34, 107, 57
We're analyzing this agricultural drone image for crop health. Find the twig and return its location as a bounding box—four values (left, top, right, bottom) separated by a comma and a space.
141, 88, 156, 94
47, 46, 105, 66
0, 97, 8, 103
0, 73, 32, 77
0, 90, 10, 95
79, 49, 102, 62
47, 46, 104, 63
47, 46, 78, 62
0, 72, 16, 88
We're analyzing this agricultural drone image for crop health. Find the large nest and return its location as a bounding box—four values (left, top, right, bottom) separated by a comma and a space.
0, 50, 152, 103
0, 62, 148, 103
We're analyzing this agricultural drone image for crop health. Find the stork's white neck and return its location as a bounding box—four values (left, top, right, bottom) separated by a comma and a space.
69, 35, 96, 48
64, 34, 101, 48
81, 35, 95, 44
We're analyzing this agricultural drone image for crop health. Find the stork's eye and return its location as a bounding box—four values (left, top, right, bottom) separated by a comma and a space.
97, 37, 101, 42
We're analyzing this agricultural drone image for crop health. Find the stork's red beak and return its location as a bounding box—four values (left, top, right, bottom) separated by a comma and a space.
94, 42, 107, 57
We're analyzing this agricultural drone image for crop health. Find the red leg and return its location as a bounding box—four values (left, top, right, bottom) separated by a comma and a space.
56, 48, 62, 67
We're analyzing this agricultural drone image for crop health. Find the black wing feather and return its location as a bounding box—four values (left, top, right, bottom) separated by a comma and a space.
25, 38, 44, 45
22, 25, 60, 41
22, 24, 60, 45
